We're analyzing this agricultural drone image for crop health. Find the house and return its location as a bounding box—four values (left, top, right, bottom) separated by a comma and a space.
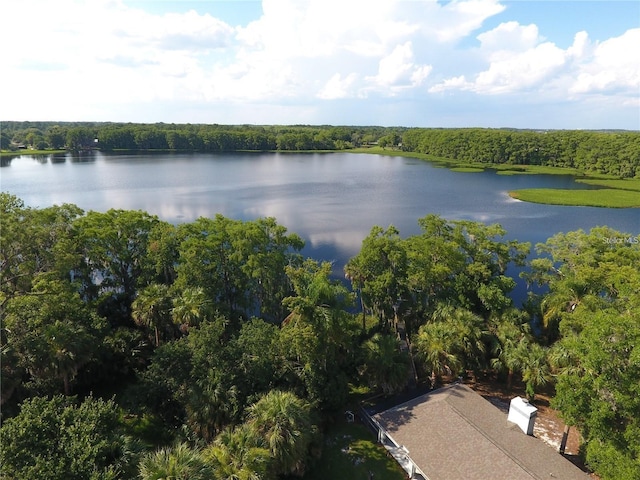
371, 383, 589, 480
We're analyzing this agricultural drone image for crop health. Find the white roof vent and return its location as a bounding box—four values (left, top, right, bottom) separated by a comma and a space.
507, 396, 537, 435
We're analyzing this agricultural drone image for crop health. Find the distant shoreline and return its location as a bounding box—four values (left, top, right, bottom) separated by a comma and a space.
4, 146, 640, 208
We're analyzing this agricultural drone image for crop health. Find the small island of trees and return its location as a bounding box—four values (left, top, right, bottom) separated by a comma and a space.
1, 191, 639, 479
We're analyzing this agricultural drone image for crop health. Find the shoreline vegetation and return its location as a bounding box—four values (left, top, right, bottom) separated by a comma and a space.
508, 187, 640, 208
2, 191, 639, 480
351, 148, 640, 207
2, 122, 639, 207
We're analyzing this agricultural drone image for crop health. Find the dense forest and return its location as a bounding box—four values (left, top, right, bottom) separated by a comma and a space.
2, 121, 639, 177
0, 121, 396, 153
1, 192, 639, 479
402, 128, 640, 178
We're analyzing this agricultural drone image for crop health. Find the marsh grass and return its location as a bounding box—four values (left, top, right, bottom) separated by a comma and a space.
493, 165, 592, 176
575, 178, 640, 192
508, 188, 640, 208
450, 167, 484, 173
351, 147, 614, 177
1, 149, 66, 157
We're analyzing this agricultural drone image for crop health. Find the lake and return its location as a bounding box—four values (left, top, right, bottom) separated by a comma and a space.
2, 151, 638, 303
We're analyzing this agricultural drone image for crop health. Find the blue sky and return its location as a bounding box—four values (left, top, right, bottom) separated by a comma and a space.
3, 0, 639, 129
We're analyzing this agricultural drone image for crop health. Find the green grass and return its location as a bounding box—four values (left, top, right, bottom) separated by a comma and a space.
351, 146, 422, 158
303, 423, 406, 480
350, 147, 601, 177
575, 178, 640, 192
450, 167, 484, 173
1, 149, 66, 157
508, 188, 640, 208
354, 147, 640, 207
493, 164, 590, 176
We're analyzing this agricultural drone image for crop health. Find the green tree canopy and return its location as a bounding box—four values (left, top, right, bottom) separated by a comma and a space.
537, 227, 640, 479
3, 278, 106, 397
204, 425, 273, 480
0, 193, 83, 309
0, 395, 139, 480
139, 443, 213, 480
70, 209, 163, 315
360, 333, 410, 395
281, 260, 358, 409
246, 390, 318, 477
413, 306, 487, 385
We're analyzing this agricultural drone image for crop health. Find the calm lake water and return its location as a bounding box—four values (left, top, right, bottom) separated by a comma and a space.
2, 151, 638, 303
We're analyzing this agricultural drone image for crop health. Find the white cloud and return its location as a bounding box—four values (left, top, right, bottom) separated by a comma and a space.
476, 21, 541, 53
1, 0, 637, 128
473, 41, 566, 94
366, 42, 432, 90
429, 75, 470, 93
569, 28, 640, 95
428, 0, 506, 42
431, 22, 639, 103
318, 73, 359, 100
1, 0, 507, 117
566, 31, 590, 60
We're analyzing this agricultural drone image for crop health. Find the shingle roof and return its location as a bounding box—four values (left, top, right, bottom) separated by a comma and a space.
374, 383, 589, 480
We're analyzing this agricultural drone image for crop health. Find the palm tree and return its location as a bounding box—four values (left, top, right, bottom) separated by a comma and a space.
520, 343, 551, 402
132, 283, 173, 347
246, 390, 317, 477
172, 287, 212, 331
44, 320, 93, 395
284, 260, 352, 324
414, 320, 462, 386
415, 306, 487, 385
139, 443, 212, 480
362, 333, 410, 395
186, 381, 239, 443
491, 318, 529, 390
450, 308, 487, 378
344, 259, 367, 331
282, 260, 355, 372
203, 425, 273, 480
547, 337, 583, 377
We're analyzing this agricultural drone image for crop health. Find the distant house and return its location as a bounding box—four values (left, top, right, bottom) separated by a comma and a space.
371, 384, 589, 480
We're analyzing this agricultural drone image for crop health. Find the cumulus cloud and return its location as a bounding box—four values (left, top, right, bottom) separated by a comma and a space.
429, 75, 470, 93
473, 41, 566, 94
431, 22, 640, 102
229, 0, 484, 100
2, 0, 637, 127
569, 28, 640, 95
1, 0, 506, 113
366, 42, 432, 91
318, 73, 359, 100
427, 0, 506, 42
476, 21, 540, 53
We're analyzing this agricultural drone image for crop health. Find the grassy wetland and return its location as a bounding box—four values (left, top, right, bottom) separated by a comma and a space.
508, 187, 640, 208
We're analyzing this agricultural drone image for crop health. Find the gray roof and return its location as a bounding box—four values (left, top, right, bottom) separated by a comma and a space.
374, 384, 589, 480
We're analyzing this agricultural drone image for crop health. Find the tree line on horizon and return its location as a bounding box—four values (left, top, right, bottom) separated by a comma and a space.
2, 121, 639, 177
402, 127, 640, 178
0, 122, 397, 153
1, 192, 639, 479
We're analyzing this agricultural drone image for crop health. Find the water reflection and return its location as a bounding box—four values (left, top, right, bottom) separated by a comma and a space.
0, 156, 14, 167
1, 151, 638, 306
1, 153, 68, 166
69, 151, 97, 163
